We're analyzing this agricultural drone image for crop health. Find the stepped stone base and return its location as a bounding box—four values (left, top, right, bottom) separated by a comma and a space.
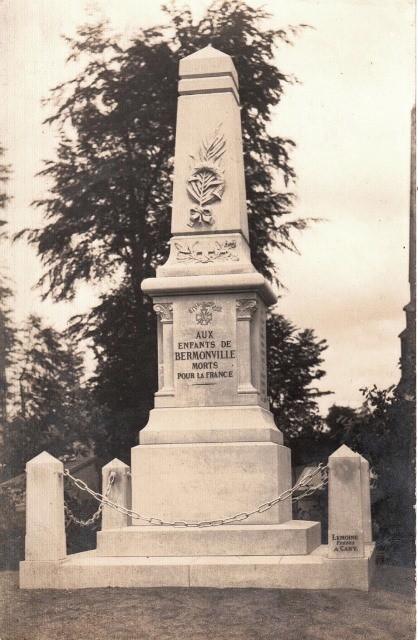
139, 406, 283, 445
96, 521, 321, 557
20, 544, 375, 591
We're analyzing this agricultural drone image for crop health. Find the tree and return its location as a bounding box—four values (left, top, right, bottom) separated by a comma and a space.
19, 1, 319, 461
0, 145, 11, 213
0, 146, 15, 445
3, 315, 102, 478
267, 314, 331, 463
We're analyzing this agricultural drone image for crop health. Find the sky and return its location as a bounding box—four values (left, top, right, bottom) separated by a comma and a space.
0, 0, 415, 413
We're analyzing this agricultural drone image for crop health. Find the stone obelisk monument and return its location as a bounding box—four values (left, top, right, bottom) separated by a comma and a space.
20, 45, 375, 590
133, 45, 292, 526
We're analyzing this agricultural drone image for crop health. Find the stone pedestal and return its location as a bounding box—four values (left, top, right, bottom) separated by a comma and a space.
101, 459, 131, 531
328, 445, 372, 559
135, 272, 291, 530
24, 452, 66, 562
143, 281, 273, 413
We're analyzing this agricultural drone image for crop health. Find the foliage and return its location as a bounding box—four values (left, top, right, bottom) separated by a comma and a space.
0, 483, 25, 570
3, 315, 104, 478
69, 287, 157, 463
0, 146, 15, 436
17, 1, 319, 461
0, 145, 12, 218
267, 313, 331, 460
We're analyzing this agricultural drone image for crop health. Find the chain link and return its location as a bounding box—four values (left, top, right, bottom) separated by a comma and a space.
64, 471, 116, 528
63, 463, 328, 529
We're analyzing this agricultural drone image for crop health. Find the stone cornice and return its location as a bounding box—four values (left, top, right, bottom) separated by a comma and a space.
142, 273, 277, 306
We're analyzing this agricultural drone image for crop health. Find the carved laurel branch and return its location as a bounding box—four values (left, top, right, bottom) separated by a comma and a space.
188, 301, 222, 314
187, 125, 226, 228
175, 240, 238, 264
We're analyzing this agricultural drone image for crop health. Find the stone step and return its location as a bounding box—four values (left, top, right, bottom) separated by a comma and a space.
96, 520, 320, 557
19, 544, 375, 590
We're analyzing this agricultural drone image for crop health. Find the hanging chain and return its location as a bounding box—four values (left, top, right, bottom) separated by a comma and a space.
63, 463, 327, 529
64, 471, 116, 528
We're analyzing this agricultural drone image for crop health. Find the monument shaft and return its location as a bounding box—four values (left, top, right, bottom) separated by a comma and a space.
135, 46, 291, 524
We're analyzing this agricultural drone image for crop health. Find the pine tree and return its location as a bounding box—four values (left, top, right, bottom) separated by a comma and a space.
5, 315, 100, 477
0, 147, 15, 458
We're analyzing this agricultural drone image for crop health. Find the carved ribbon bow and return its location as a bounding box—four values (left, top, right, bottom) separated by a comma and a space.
188, 206, 214, 227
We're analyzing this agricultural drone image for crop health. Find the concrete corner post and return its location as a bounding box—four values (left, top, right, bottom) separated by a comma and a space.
328, 445, 372, 558
25, 451, 66, 561
101, 458, 131, 530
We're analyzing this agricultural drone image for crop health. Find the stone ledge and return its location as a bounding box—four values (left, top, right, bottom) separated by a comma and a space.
142, 273, 277, 307
96, 521, 321, 557
19, 545, 375, 591
139, 406, 283, 444
179, 77, 240, 104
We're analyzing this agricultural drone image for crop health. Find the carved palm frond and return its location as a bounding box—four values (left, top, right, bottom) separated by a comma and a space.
187, 126, 226, 226
201, 130, 226, 164
187, 169, 224, 206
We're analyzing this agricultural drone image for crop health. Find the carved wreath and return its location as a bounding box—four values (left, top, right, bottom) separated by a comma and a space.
175, 239, 238, 263
187, 125, 226, 228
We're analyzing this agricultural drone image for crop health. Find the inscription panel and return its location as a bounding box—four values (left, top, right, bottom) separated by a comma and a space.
173, 295, 237, 407
328, 531, 364, 558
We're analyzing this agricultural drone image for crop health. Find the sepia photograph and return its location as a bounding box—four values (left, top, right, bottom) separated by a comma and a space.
0, 0, 415, 638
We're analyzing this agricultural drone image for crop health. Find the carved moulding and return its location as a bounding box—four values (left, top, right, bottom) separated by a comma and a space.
153, 303, 174, 395
153, 303, 173, 322
186, 125, 226, 228
236, 299, 258, 320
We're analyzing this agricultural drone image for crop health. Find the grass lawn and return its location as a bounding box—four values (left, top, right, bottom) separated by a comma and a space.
0, 565, 415, 640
